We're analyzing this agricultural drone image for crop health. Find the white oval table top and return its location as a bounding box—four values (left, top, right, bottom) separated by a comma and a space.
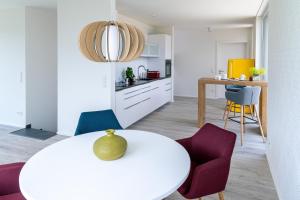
19, 130, 190, 200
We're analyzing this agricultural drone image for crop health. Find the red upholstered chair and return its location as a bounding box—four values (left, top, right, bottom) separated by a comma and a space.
177, 123, 236, 200
0, 162, 26, 200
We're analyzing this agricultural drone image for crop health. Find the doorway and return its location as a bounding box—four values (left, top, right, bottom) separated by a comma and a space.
216, 41, 249, 98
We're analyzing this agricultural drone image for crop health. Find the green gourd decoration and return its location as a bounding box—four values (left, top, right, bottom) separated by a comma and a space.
93, 129, 127, 161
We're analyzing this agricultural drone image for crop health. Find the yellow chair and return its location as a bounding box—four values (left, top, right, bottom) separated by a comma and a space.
227, 59, 255, 79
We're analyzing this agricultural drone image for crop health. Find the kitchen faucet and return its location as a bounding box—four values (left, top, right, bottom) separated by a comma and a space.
138, 65, 147, 80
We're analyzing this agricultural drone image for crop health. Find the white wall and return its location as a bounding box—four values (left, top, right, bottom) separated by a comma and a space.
0, 8, 26, 127
57, 0, 113, 136
117, 13, 156, 40
25, 7, 57, 132
174, 28, 252, 98
267, 0, 300, 199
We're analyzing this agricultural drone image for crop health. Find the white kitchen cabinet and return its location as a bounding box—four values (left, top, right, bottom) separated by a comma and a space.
159, 78, 172, 104
115, 78, 172, 128
146, 34, 172, 77
147, 34, 172, 60
140, 43, 159, 58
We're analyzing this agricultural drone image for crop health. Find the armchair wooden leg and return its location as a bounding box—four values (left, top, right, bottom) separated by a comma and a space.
224, 102, 232, 129
218, 191, 225, 200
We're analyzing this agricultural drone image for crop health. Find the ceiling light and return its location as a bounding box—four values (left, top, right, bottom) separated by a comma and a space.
79, 21, 145, 62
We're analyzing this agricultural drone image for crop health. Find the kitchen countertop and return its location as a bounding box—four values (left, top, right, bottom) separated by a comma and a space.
115, 77, 171, 91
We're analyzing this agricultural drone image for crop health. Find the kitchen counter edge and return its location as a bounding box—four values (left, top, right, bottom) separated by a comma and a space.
115, 77, 171, 92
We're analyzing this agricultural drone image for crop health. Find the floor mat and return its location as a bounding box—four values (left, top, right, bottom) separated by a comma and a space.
10, 128, 56, 140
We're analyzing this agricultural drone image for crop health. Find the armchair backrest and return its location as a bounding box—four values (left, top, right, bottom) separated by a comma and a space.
75, 109, 122, 136
191, 123, 236, 162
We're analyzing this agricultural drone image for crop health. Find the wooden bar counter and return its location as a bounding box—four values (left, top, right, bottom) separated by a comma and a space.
198, 77, 268, 134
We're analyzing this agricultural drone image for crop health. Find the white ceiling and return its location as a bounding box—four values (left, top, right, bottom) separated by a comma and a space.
0, 0, 56, 9
1, 0, 265, 28
117, 0, 264, 27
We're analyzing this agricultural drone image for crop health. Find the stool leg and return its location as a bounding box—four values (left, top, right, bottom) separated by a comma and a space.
224, 102, 232, 129
254, 105, 266, 142
223, 100, 229, 120
233, 103, 236, 117
240, 105, 244, 146
249, 105, 254, 119
243, 106, 246, 131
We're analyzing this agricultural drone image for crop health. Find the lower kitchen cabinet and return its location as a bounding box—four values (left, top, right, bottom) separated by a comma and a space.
115, 78, 172, 128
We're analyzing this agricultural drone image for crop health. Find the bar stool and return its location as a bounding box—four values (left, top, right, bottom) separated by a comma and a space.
222, 85, 245, 120
224, 86, 265, 145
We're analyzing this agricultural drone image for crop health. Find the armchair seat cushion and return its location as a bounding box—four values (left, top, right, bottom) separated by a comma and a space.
0, 193, 25, 200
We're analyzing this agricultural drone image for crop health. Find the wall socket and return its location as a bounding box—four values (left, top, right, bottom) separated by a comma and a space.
16, 112, 23, 116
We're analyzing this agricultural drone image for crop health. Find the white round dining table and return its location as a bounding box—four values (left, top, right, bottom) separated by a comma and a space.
19, 130, 190, 200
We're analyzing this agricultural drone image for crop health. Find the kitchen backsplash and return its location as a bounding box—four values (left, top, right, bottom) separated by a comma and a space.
115, 58, 148, 82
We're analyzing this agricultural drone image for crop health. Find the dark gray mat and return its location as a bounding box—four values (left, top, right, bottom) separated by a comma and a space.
10, 128, 56, 140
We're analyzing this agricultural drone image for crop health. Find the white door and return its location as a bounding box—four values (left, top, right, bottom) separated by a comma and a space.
216, 42, 248, 98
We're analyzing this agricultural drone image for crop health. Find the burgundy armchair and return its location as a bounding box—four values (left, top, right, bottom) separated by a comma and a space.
0, 162, 26, 200
177, 123, 236, 200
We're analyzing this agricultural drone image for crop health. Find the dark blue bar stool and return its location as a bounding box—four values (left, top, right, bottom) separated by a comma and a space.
224, 87, 265, 145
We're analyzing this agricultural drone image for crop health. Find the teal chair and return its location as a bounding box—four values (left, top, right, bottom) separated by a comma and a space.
75, 109, 122, 136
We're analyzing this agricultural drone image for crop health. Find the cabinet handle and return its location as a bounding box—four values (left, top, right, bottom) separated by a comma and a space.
124, 87, 159, 100
124, 86, 151, 95
165, 89, 171, 92
124, 97, 151, 110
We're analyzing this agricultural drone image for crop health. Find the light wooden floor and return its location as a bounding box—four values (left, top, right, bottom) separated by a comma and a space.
0, 97, 278, 200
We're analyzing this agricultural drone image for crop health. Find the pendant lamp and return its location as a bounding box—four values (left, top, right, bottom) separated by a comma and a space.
79, 21, 145, 62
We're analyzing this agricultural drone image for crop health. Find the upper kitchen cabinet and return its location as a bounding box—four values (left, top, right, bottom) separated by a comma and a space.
147, 34, 172, 60
140, 43, 159, 58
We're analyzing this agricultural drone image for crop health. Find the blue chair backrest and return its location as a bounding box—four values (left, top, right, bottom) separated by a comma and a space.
75, 109, 122, 136
225, 86, 261, 105
239, 87, 261, 105
225, 85, 245, 91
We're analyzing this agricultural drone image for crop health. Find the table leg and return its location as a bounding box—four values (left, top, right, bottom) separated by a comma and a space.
259, 86, 268, 135
198, 81, 206, 128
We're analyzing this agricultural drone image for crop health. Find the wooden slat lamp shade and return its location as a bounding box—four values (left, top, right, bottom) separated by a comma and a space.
79, 21, 145, 62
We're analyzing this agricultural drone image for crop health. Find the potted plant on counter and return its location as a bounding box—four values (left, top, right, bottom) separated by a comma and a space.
125, 67, 135, 85
249, 67, 266, 81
